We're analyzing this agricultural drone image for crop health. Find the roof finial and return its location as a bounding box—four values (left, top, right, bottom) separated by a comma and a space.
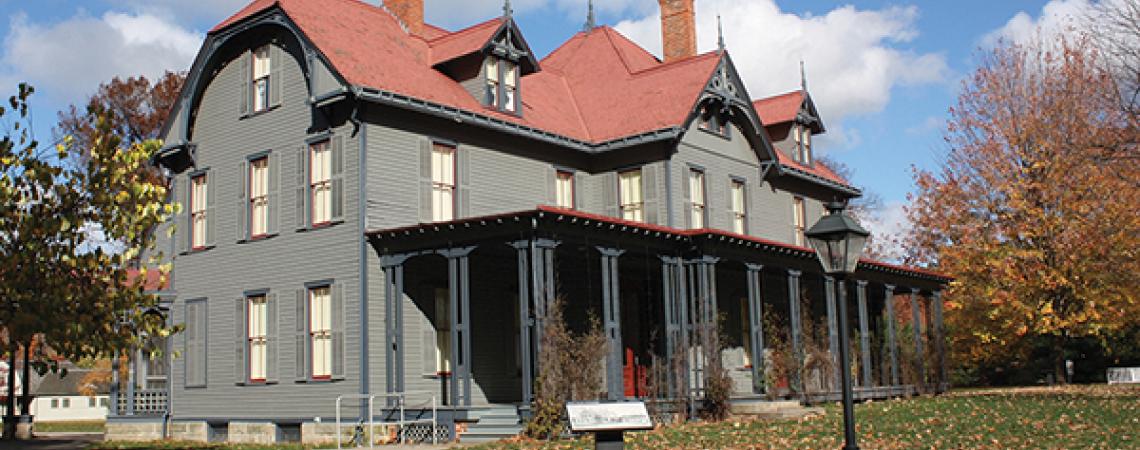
584, 0, 597, 32
503, 0, 513, 17
717, 14, 726, 53
800, 59, 808, 91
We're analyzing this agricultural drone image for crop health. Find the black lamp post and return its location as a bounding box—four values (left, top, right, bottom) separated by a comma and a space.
805, 201, 870, 450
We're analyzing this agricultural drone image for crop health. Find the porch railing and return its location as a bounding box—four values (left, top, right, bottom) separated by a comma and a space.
115, 388, 168, 416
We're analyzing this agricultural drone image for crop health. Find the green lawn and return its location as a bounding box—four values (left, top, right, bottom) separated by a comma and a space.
88, 384, 1140, 450
36, 420, 106, 433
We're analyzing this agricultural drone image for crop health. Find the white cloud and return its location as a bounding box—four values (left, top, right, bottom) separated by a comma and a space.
614, 0, 950, 135
0, 11, 202, 102
104, 0, 250, 22
424, 0, 653, 29
982, 0, 1093, 48
863, 200, 910, 262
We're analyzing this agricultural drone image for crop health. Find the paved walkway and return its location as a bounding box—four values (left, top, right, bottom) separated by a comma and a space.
0, 432, 101, 450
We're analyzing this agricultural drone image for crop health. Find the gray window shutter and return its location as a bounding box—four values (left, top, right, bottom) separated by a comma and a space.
295, 289, 310, 381
239, 50, 251, 116
574, 172, 586, 210
681, 167, 692, 228
269, 45, 284, 107
545, 167, 557, 206
184, 302, 197, 385
205, 173, 217, 247
236, 161, 248, 242
643, 164, 658, 225
266, 293, 279, 384
268, 153, 281, 235
602, 172, 618, 218
175, 177, 189, 255
458, 146, 471, 218
295, 146, 309, 230
330, 134, 345, 222
235, 297, 247, 385
418, 139, 432, 223
331, 284, 345, 380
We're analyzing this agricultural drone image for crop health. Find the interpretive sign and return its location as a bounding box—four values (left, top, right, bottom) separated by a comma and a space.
566, 401, 653, 432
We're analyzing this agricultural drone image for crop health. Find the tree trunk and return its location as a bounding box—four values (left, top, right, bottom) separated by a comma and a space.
1053, 333, 1067, 385
3, 348, 16, 440
19, 342, 30, 416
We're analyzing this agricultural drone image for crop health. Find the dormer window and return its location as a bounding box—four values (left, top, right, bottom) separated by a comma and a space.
252, 45, 271, 113
793, 124, 813, 165
485, 57, 519, 113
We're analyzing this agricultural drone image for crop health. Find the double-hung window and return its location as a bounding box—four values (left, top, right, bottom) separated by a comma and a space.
190, 174, 208, 249
310, 141, 332, 226
689, 169, 706, 228
554, 170, 574, 209
793, 125, 813, 164
485, 57, 519, 113
247, 294, 268, 382
249, 157, 269, 237
731, 180, 747, 234
309, 286, 332, 379
252, 45, 271, 113
431, 144, 456, 222
619, 169, 644, 222
793, 196, 807, 247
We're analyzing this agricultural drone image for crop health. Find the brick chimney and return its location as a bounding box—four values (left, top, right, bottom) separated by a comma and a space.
387, 0, 424, 36
658, 0, 696, 62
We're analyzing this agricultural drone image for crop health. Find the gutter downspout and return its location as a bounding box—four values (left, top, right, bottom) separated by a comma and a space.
351, 92, 371, 420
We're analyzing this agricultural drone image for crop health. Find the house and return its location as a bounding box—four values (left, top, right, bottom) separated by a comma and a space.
106, 0, 951, 444
31, 368, 109, 423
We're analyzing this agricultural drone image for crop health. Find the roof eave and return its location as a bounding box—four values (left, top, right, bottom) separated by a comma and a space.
777, 164, 862, 197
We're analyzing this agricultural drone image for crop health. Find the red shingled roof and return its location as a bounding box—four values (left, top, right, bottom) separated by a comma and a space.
753, 90, 804, 126
428, 18, 503, 67
209, 0, 722, 145
126, 268, 169, 292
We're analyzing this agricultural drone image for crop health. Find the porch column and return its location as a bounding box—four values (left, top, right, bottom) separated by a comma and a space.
787, 270, 804, 397
509, 241, 534, 407
110, 350, 120, 415
884, 284, 900, 387
824, 276, 839, 392
745, 264, 765, 394
933, 290, 947, 392
910, 288, 925, 392
675, 257, 691, 405
443, 246, 477, 407
530, 239, 560, 358
856, 281, 873, 388
598, 247, 625, 401
692, 256, 719, 400
660, 256, 682, 399
125, 350, 136, 416
381, 254, 409, 399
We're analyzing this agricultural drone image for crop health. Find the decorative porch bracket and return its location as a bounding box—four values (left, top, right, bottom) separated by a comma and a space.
856, 280, 873, 388
745, 264, 764, 395
787, 270, 804, 398
381, 253, 411, 404
597, 247, 626, 401
884, 284, 900, 387
910, 288, 925, 392
933, 290, 947, 392
825, 276, 840, 392
441, 246, 477, 407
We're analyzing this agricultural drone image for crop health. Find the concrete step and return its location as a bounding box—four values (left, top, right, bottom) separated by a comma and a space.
475, 416, 522, 426
730, 399, 802, 415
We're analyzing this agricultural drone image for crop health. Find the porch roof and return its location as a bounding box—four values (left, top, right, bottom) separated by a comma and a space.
365, 206, 952, 284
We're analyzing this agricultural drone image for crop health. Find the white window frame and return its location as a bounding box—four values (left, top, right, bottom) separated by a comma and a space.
793, 196, 807, 247
431, 143, 456, 222
310, 141, 332, 226
618, 169, 644, 222
247, 294, 268, 382
190, 174, 208, 250
252, 45, 271, 113
485, 57, 519, 113
731, 179, 747, 234
554, 170, 575, 209
689, 169, 706, 228
309, 286, 333, 379
434, 289, 452, 374
249, 156, 270, 238
485, 58, 499, 108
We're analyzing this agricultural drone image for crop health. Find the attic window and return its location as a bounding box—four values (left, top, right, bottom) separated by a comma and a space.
698, 105, 728, 138
793, 124, 813, 164
484, 57, 519, 113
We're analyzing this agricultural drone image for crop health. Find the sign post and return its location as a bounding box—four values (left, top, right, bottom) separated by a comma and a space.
566, 401, 653, 450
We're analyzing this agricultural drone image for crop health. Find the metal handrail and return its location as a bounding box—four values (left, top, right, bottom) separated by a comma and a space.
334, 391, 438, 448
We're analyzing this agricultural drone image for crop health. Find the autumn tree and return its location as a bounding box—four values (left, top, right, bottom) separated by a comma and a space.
905, 37, 1140, 384
1, 84, 176, 437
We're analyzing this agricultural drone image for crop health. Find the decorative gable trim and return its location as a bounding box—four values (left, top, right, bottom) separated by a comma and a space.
797, 92, 826, 133
684, 54, 780, 165
484, 18, 540, 75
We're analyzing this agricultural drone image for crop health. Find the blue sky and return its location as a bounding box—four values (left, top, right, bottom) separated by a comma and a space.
0, 0, 1087, 243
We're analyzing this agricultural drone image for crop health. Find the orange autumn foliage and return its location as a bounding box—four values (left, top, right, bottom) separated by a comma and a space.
906, 36, 1140, 382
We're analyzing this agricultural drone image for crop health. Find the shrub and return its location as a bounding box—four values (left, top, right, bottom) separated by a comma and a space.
524, 297, 607, 439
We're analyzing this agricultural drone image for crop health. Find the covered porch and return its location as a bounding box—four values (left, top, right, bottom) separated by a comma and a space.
366, 206, 951, 420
